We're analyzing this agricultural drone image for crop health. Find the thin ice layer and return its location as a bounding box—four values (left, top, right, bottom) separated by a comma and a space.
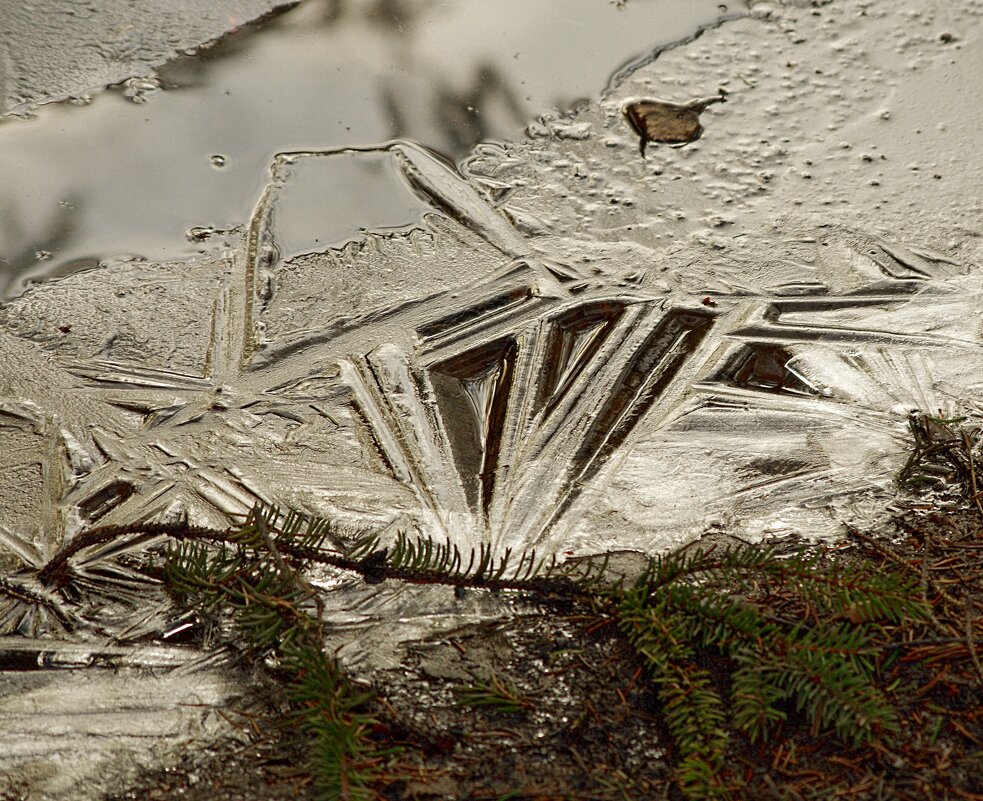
0, 2, 982, 796
0, 0, 293, 116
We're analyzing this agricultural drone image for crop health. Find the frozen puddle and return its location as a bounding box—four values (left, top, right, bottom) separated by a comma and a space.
2, 0, 983, 796
3, 139, 974, 562
0, 0, 738, 294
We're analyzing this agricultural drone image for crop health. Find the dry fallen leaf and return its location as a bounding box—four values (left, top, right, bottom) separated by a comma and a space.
624, 90, 727, 155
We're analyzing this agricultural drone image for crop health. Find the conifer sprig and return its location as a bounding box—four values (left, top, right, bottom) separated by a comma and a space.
29, 502, 936, 800
612, 544, 930, 797
281, 642, 387, 801
453, 671, 535, 714
160, 506, 390, 801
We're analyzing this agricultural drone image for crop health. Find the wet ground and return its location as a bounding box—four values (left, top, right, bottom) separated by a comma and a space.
1, 0, 982, 797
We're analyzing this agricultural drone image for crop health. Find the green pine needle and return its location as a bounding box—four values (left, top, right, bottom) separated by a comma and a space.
453, 671, 535, 714
147, 502, 932, 800
611, 543, 929, 797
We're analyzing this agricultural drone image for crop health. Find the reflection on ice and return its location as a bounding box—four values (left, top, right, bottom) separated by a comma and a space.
257, 149, 436, 259
1, 141, 976, 571
1, 0, 982, 793
0, 0, 739, 292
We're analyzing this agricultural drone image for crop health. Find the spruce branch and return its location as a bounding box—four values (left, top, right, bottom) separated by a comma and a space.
612, 543, 930, 797
157, 508, 390, 800
453, 671, 535, 714
37, 513, 583, 598
30, 501, 938, 800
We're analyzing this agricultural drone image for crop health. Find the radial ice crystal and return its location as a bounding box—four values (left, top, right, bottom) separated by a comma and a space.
0, 139, 978, 580
3, 1, 983, 795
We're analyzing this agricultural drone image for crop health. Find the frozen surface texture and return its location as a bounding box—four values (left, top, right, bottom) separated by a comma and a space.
1, 0, 982, 796
0, 647, 241, 798
0, 0, 291, 116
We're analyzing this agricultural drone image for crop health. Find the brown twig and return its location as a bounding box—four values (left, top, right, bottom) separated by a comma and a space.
962, 429, 983, 523
37, 521, 585, 599
38, 521, 231, 587
964, 597, 983, 683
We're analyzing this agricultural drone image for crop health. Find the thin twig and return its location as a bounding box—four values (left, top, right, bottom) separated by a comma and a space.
961, 430, 983, 522
845, 526, 913, 572
38, 522, 232, 586
37, 521, 585, 598
964, 597, 983, 683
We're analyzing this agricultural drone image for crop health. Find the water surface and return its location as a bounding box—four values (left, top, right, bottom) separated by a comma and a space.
0, 0, 740, 296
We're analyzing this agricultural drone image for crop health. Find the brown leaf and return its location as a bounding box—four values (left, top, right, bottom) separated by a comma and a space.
624, 90, 727, 155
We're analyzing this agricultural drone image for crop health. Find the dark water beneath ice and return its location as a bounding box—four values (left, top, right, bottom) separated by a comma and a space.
0, 0, 740, 297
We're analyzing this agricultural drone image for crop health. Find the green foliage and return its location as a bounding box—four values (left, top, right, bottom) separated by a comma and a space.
282, 642, 387, 801
163, 508, 320, 652
346, 527, 584, 591
162, 505, 388, 801
390, 532, 539, 582
143, 503, 932, 800
453, 671, 535, 714
612, 544, 930, 798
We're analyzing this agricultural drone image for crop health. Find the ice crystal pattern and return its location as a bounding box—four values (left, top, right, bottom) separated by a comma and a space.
1, 142, 981, 581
